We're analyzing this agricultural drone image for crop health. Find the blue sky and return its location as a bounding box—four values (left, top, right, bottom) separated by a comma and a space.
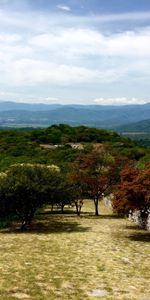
0, 0, 150, 105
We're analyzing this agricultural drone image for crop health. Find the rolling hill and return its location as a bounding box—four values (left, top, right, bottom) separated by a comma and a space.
115, 119, 150, 133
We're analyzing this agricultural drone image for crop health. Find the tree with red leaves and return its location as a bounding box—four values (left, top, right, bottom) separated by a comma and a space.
113, 161, 150, 228
71, 149, 116, 216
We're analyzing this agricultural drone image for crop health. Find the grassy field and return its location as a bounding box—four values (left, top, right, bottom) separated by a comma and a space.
0, 201, 149, 300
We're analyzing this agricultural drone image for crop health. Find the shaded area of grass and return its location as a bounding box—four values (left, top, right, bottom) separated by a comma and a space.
128, 232, 150, 242
1, 218, 89, 234
79, 213, 124, 220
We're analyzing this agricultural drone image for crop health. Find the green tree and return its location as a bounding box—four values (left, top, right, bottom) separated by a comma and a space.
0, 164, 61, 230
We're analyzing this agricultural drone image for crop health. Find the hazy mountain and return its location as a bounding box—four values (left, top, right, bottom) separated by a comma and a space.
115, 119, 150, 133
0, 101, 62, 111
0, 101, 150, 128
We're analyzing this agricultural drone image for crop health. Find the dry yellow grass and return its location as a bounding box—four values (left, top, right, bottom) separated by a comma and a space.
0, 201, 149, 300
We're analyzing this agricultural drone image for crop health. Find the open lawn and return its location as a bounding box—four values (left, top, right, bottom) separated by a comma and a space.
0, 201, 149, 300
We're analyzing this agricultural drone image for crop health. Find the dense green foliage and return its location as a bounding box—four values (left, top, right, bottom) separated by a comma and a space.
0, 162, 84, 229
0, 124, 148, 172
31, 124, 120, 143
0, 164, 63, 229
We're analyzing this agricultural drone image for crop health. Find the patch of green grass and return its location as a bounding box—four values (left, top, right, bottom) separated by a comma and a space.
0, 200, 149, 299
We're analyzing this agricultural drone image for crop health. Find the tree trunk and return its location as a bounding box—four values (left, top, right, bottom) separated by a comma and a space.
78, 199, 83, 216
140, 209, 149, 229
94, 197, 99, 216
61, 203, 64, 214
51, 202, 54, 213
75, 200, 80, 216
21, 219, 28, 231
27, 208, 35, 225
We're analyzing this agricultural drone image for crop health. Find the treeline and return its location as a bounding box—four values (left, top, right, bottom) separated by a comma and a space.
0, 150, 149, 230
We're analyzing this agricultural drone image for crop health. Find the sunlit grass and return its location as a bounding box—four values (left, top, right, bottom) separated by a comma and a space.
0, 200, 149, 300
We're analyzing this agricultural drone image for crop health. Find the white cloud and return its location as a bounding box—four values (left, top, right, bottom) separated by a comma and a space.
0, 57, 121, 86
94, 97, 147, 105
29, 27, 150, 58
56, 5, 71, 12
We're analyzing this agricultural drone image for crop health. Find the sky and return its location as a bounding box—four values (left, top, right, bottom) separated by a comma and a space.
0, 0, 150, 105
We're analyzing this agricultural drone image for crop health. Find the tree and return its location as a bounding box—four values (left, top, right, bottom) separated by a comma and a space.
113, 161, 150, 228
0, 164, 61, 230
53, 180, 83, 216
71, 149, 116, 216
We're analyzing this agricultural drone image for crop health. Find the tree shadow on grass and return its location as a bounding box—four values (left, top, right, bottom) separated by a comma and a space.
122, 224, 150, 242
79, 213, 123, 220
0, 217, 90, 234
100, 214, 123, 219
128, 232, 150, 242
37, 210, 77, 215
124, 224, 142, 230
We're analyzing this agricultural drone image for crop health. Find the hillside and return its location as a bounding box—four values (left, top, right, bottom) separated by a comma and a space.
116, 119, 150, 133
115, 119, 150, 147
0, 102, 150, 128
0, 124, 148, 171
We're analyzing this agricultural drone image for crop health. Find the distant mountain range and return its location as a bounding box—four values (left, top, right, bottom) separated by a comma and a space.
0, 101, 150, 129
0, 101, 62, 111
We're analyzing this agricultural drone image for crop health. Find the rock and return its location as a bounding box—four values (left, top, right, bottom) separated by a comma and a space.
88, 289, 108, 297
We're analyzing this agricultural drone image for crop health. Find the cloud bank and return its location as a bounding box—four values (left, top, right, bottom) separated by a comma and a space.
0, 4, 150, 104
